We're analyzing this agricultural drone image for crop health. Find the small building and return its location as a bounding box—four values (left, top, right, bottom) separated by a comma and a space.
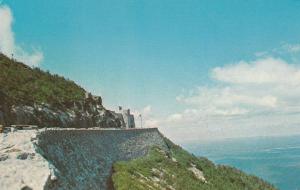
122, 109, 135, 129
118, 107, 135, 129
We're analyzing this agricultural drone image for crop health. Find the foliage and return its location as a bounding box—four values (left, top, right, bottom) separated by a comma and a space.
0, 53, 85, 107
112, 138, 277, 190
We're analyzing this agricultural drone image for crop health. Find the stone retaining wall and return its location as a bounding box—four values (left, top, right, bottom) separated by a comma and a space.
36, 128, 168, 190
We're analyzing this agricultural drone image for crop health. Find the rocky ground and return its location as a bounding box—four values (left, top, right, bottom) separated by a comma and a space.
0, 129, 54, 190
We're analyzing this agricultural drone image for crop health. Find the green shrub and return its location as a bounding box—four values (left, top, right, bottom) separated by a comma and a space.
0, 53, 85, 107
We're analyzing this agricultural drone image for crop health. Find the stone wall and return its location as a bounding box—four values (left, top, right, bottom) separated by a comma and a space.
36, 128, 168, 190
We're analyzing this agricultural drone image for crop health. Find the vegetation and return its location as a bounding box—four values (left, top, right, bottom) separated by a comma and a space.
112, 138, 277, 190
0, 53, 85, 107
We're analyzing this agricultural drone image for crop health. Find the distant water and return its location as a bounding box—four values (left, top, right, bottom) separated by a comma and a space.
185, 135, 300, 190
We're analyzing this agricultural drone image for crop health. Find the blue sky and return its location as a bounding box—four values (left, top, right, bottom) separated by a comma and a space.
2, 0, 300, 142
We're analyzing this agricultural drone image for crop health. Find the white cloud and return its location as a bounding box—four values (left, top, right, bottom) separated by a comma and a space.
160, 56, 300, 143
212, 57, 300, 85
167, 113, 183, 123
282, 43, 300, 53
0, 5, 43, 66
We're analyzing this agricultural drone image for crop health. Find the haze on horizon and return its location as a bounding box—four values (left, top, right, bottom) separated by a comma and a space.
1, 0, 300, 143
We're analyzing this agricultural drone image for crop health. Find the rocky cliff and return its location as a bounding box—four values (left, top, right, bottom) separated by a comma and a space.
0, 91, 123, 128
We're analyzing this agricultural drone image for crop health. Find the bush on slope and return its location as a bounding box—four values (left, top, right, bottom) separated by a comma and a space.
0, 53, 85, 107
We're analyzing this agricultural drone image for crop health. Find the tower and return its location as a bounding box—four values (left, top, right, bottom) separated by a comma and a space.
121, 109, 135, 129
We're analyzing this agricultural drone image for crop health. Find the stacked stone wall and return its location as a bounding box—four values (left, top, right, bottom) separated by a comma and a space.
36, 128, 168, 190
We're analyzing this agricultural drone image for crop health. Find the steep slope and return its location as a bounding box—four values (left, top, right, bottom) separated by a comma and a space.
0, 53, 122, 128
112, 138, 277, 190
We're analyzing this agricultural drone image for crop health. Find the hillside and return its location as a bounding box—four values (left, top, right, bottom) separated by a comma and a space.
0, 53, 122, 128
0, 53, 85, 107
112, 138, 277, 190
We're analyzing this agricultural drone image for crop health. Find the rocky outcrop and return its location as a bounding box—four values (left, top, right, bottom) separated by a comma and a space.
0, 91, 123, 129
0, 130, 54, 190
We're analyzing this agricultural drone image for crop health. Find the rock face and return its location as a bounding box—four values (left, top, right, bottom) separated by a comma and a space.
37, 128, 168, 190
0, 91, 123, 129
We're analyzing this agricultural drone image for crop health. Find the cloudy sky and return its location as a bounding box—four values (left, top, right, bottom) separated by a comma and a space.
2, 0, 300, 143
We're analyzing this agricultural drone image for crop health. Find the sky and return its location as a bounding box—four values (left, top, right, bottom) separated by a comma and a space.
2, 0, 300, 143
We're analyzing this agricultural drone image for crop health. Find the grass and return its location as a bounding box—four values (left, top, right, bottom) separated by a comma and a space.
112, 138, 277, 190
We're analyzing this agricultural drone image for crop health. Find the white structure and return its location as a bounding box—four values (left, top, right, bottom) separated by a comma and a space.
118, 107, 135, 129
122, 109, 135, 129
